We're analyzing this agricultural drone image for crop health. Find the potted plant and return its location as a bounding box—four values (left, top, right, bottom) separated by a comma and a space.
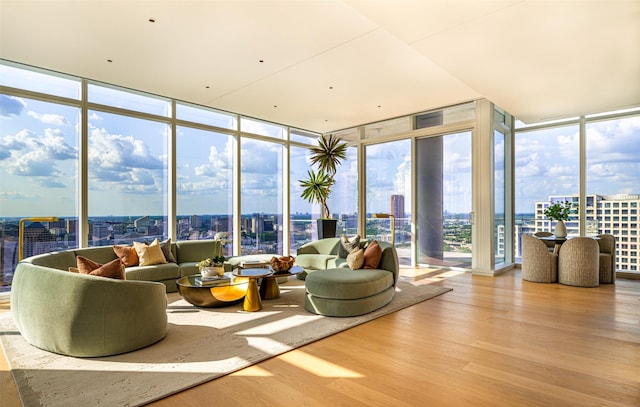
198, 256, 226, 278
543, 201, 572, 238
299, 134, 348, 239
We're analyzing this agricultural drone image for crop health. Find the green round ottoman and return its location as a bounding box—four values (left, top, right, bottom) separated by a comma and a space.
304, 268, 395, 317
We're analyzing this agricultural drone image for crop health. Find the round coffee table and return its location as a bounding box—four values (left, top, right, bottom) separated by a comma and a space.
176, 272, 249, 307
259, 266, 303, 300
232, 268, 273, 311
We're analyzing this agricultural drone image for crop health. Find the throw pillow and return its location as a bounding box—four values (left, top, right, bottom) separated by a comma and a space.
76, 256, 125, 279
160, 238, 176, 263
339, 234, 361, 258
363, 240, 383, 269
346, 247, 364, 270
133, 239, 167, 266
113, 245, 139, 267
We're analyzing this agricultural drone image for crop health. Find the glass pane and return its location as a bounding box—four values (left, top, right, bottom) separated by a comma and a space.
0, 96, 79, 292
364, 117, 411, 139
514, 125, 579, 261
365, 140, 411, 265
240, 138, 283, 254
0, 62, 81, 99
327, 146, 358, 237
176, 127, 234, 253
176, 102, 237, 130
290, 145, 314, 251
88, 83, 170, 117
416, 132, 472, 269
290, 128, 320, 145
495, 130, 506, 264
87, 111, 169, 246
586, 115, 640, 273
240, 117, 286, 139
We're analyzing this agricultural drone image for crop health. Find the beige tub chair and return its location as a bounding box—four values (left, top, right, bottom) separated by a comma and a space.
558, 237, 600, 287
522, 234, 558, 283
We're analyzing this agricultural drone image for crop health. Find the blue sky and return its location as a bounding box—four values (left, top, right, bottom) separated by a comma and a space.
1, 90, 639, 218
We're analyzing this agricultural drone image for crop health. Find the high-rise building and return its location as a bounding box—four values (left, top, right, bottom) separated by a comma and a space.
535, 194, 639, 272
390, 195, 405, 220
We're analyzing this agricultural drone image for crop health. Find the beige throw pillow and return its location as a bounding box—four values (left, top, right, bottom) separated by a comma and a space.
133, 239, 167, 266
346, 247, 364, 270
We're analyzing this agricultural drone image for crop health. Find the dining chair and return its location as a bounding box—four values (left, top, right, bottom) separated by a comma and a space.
558, 237, 600, 287
522, 234, 558, 283
596, 234, 616, 284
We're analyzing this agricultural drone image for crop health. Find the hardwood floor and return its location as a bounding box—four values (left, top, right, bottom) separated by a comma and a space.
2, 269, 639, 406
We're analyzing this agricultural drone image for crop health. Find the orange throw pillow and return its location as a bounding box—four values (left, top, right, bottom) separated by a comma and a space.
363, 240, 383, 269
77, 256, 125, 280
113, 245, 139, 267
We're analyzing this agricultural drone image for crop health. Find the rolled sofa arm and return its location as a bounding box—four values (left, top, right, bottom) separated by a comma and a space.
11, 263, 168, 357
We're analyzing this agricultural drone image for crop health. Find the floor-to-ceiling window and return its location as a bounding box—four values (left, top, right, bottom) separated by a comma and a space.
365, 139, 411, 265
416, 131, 473, 269
586, 113, 640, 272
240, 136, 284, 255
495, 128, 506, 264
514, 123, 580, 261
0, 63, 80, 290
175, 125, 235, 252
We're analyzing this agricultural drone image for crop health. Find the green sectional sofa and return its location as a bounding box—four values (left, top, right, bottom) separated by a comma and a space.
10, 239, 226, 357
22, 239, 224, 293
11, 264, 168, 357
297, 238, 400, 317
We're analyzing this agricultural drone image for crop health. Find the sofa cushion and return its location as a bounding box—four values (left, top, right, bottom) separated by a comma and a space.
76, 256, 125, 280
134, 239, 167, 266
363, 240, 383, 269
175, 240, 223, 263
294, 254, 337, 270
346, 248, 364, 269
326, 256, 348, 269
125, 263, 180, 282
160, 238, 177, 263
74, 246, 119, 265
113, 245, 139, 267
23, 250, 78, 271
305, 268, 394, 300
339, 234, 360, 258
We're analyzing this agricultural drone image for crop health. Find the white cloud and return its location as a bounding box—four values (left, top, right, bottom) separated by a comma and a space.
0, 95, 26, 117
27, 111, 69, 126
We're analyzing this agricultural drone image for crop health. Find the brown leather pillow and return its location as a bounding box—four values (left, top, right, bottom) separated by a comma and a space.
76, 256, 125, 280
363, 240, 383, 269
113, 245, 139, 267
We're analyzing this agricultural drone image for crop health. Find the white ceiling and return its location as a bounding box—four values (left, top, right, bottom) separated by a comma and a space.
1, 0, 639, 133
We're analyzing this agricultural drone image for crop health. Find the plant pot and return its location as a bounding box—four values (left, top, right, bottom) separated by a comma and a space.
554, 220, 567, 238
317, 218, 337, 239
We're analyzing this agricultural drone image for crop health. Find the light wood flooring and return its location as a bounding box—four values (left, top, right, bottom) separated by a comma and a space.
1, 269, 639, 407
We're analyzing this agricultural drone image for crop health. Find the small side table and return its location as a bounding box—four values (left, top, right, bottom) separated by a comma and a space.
232, 268, 273, 311
260, 266, 303, 300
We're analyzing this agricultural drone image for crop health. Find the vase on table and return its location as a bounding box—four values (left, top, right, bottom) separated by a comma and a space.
201, 266, 224, 278
554, 220, 567, 238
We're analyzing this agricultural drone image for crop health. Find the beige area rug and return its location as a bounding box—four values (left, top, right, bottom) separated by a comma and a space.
0, 277, 451, 407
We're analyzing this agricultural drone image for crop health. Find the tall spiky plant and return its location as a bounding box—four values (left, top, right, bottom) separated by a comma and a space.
299, 134, 348, 219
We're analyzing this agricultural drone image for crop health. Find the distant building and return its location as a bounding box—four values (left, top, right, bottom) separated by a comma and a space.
535, 194, 639, 272
23, 222, 57, 258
